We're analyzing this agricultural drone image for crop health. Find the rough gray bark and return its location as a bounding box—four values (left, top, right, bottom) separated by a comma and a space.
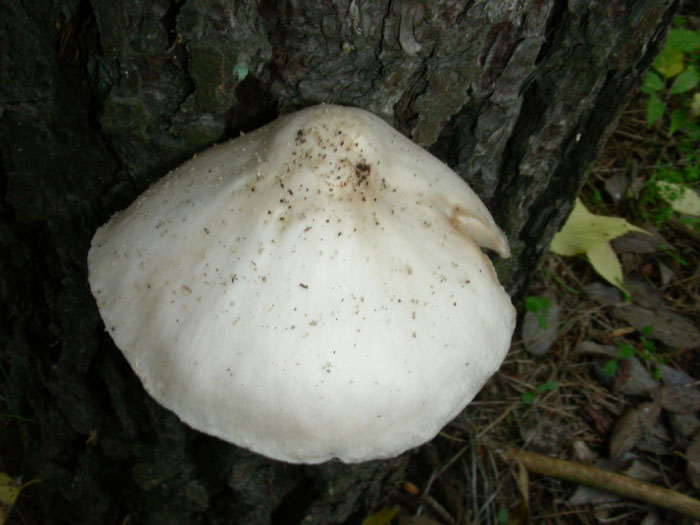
0, 0, 676, 522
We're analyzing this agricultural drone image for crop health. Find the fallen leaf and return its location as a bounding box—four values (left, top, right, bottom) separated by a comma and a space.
521, 293, 560, 356
609, 401, 661, 459
521, 414, 573, 455
0, 474, 40, 525
611, 227, 670, 254
551, 199, 647, 256
583, 282, 623, 306
653, 385, 700, 414
613, 358, 657, 396
669, 412, 700, 440
363, 506, 400, 525
691, 92, 700, 117
568, 484, 620, 505
658, 262, 674, 286
659, 365, 695, 386
656, 181, 700, 216
551, 199, 646, 291
587, 242, 627, 293
624, 278, 663, 309
621, 459, 659, 482
576, 341, 619, 358
636, 422, 671, 455
516, 457, 530, 510
572, 439, 598, 463
613, 305, 700, 350
604, 173, 630, 203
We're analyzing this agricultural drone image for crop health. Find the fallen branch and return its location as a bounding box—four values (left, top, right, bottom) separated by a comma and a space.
504, 446, 700, 520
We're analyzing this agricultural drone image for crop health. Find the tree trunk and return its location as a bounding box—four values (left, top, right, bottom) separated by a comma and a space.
0, 0, 676, 522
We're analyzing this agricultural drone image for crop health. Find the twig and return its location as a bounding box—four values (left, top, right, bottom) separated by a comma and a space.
476, 402, 517, 439
403, 482, 457, 525
503, 446, 700, 520
420, 493, 456, 525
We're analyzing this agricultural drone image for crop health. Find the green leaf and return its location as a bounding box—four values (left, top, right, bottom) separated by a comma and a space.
669, 108, 689, 134
521, 392, 535, 404
653, 47, 685, 78
538, 381, 558, 393
643, 72, 665, 92
603, 359, 618, 376
497, 507, 509, 523
524, 296, 550, 329
670, 66, 700, 94
524, 296, 550, 314
646, 93, 665, 125
616, 343, 635, 359
666, 28, 700, 53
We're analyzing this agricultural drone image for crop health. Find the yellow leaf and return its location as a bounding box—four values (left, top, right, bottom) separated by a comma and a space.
653, 47, 685, 78
691, 93, 700, 117
656, 181, 700, 216
0, 473, 40, 525
587, 242, 625, 290
362, 506, 400, 525
551, 199, 645, 255
551, 199, 646, 291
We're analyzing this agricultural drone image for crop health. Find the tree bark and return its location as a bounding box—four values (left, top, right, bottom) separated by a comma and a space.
0, 0, 677, 522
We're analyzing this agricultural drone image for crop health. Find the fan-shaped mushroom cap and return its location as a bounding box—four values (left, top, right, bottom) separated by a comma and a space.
88, 104, 515, 463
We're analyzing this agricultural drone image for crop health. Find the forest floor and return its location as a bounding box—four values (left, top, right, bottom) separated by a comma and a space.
379, 15, 700, 525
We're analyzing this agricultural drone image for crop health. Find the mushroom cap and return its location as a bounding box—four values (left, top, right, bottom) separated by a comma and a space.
88, 104, 516, 463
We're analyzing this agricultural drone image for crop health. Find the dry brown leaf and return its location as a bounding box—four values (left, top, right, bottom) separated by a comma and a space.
614, 358, 657, 396
636, 421, 672, 455
669, 412, 700, 440
582, 404, 614, 435
576, 341, 618, 358
572, 440, 598, 464
658, 262, 675, 285
516, 458, 530, 510
609, 401, 662, 459
612, 227, 670, 254
521, 293, 560, 356
659, 365, 695, 386
582, 282, 622, 306
625, 278, 663, 309
613, 305, 700, 350
621, 459, 659, 482
568, 484, 620, 505
604, 172, 630, 203
653, 385, 700, 414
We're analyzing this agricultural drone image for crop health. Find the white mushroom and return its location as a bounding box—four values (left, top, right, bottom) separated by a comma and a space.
88, 104, 516, 464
